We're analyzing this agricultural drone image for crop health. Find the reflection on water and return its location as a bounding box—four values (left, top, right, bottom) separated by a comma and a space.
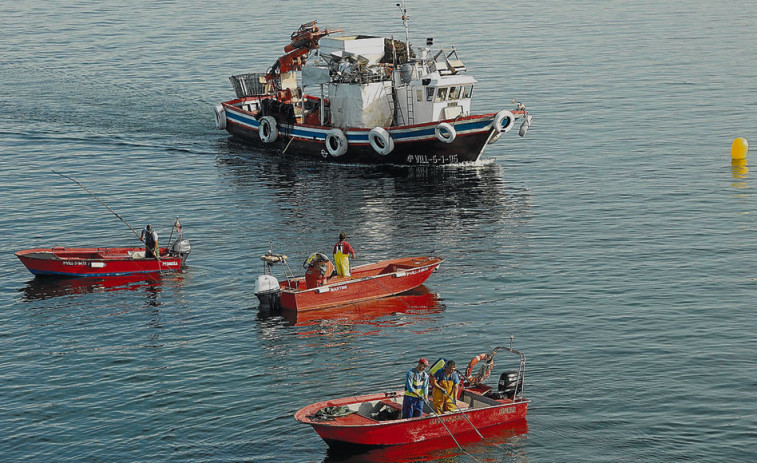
215, 147, 532, 252
18, 273, 169, 302
270, 286, 444, 327
255, 287, 445, 342
322, 418, 529, 463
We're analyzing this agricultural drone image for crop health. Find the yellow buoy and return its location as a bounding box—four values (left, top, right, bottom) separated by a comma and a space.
731, 137, 748, 160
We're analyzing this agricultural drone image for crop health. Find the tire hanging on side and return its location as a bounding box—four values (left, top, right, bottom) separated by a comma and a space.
435, 122, 457, 143
368, 127, 394, 155
325, 128, 348, 157
214, 104, 226, 130
493, 110, 516, 134
259, 116, 278, 143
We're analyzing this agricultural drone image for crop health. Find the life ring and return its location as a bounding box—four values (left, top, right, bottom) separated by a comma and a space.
434, 122, 456, 143
259, 116, 278, 143
464, 353, 494, 385
325, 129, 348, 157
493, 110, 515, 134
368, 127, 394, 155
214, 104, 226, 130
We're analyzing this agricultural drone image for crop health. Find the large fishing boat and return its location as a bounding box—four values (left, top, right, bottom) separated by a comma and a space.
214, 1, 532, 165
295, 344, 529, 449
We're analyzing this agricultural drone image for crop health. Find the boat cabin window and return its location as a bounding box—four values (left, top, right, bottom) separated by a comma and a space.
435, 87, 448, 102
462, 85, 473, 99
426, 87, 435, 101
449, 86, 460, 100
416, 89, 423, 101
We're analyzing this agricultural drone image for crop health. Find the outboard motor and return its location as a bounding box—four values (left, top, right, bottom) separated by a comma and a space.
167, 219, 191, 264
498, 370, 522, 399
170, 238, 191, 262
254, 274, 281, 310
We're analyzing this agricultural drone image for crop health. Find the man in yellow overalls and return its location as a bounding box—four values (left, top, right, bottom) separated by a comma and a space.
332, 232, 356, 277
431, 360, 460, 414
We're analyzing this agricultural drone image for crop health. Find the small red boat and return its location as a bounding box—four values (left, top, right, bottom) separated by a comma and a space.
16, 243, 190, 277
253, 251, 442, 311
295, 345, 529, 449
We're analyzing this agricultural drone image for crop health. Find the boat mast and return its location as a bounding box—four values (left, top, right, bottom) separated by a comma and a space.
397, 0, 410, 61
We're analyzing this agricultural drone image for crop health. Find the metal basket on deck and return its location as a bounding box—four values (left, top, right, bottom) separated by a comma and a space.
229, 73, 268, 98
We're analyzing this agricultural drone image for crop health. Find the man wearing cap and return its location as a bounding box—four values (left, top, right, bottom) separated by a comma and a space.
141, 224, 159, 259
402, 358, 430, 419
333, 232, 356, 277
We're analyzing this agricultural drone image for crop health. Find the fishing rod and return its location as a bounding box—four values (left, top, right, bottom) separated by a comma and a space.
420, 396, 483, 463
52, 170, 143, 243
433, 383, 485, 440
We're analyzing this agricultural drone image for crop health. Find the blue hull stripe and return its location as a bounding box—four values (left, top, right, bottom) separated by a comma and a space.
226, 107, 494, 145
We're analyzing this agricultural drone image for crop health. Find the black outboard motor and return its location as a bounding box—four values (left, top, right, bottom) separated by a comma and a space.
498, 371, 522, 399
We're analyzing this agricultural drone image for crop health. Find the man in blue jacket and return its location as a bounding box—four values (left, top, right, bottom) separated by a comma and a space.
402, 358, 429, 419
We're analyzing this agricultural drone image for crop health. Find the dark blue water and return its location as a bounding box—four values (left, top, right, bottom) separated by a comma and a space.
2, 1, 756, 461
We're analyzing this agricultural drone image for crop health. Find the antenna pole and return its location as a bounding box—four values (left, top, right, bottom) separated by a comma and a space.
397, 1, 410, 60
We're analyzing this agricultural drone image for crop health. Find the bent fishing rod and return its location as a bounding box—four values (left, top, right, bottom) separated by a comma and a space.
52, 170, 144, 243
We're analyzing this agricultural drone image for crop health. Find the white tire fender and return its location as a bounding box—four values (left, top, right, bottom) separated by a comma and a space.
325, 129, 348, 157
435, 122, 456, 143
214, 104, 226, 130
259, 116, 278, 143
368, 127, 394, 155
493, 110, 515, 134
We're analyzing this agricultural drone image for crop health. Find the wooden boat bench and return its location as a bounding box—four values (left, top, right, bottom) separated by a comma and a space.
379, 398, 403, 411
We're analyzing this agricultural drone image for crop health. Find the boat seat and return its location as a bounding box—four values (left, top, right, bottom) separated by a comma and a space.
379, 399, 403, 411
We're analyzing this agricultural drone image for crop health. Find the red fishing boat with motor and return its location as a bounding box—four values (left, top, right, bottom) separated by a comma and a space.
16, 221, 191, 277
16, 244, 190, 277
253, 248, 442, 311
295, 343, 529, 449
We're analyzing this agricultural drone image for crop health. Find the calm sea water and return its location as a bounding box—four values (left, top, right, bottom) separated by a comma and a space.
2, 0, 756, 461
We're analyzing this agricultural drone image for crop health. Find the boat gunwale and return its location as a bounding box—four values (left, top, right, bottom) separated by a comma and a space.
280, 257, 443, 295
16, 247, 175, 261
222, 98, 523, 131
294, 389, 530, 429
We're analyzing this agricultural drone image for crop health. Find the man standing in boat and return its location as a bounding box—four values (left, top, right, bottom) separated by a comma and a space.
430, 360, 460, 414
402, 358, 430, 419
333, 232, 356, 277
141, 224, 159, 259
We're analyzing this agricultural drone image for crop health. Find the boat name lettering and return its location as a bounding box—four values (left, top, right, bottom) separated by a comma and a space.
499, 406, 516, 415
62, 261, 87, 266
162, 262, 178, 266
406, 154, 459, 164
330, 285, 348, 291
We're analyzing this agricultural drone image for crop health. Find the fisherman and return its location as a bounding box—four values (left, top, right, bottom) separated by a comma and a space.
402, 358, 430, 419
430, 360, 460, 414
333, 232, 356, 277
141, 224, 159, 259
304, 253, 333, 288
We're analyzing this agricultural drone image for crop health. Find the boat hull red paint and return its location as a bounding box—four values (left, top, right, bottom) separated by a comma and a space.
15, 247, 184, 277
279, 256, 442, 311
295, 389, 529, 448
